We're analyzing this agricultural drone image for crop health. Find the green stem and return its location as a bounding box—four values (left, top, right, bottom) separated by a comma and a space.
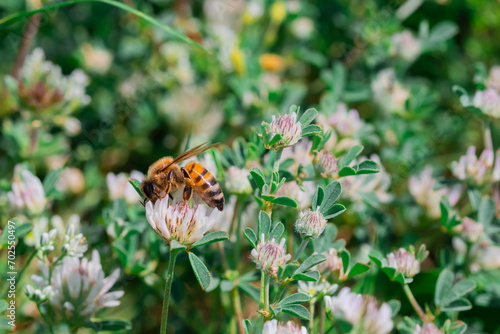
160, 249, 180, 334
464, 242, 471, 276
231, 287, 245, 334
232, 197, 244, 269
403, 284, 430, 323
309, 300, 315, 333
273, 149, 283, 174
292, 239, 309, 262
17, 250, 37, 283
259, 271, 271, 319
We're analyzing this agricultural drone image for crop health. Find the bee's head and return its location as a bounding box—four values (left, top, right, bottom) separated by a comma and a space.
141, 180, 159, 203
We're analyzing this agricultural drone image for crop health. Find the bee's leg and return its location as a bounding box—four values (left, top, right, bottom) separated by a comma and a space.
159, 170, 174, 199
181, 167, 195, 203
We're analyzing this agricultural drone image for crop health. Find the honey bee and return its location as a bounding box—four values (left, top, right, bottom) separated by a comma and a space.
140, 142, 224, 211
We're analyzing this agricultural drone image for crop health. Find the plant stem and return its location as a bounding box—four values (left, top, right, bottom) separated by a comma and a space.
160, 249, 180, 334
17, 250, 37, 283
259, 271, 271, 319
259, 271, 266, 310
319, 301, 325, 334
292, 239, 309, 262
309, 300, 315, 333
273, 149, 283, 174
403, 284, 430, 323
231, 287, 245, 334
233, 197, 244, 269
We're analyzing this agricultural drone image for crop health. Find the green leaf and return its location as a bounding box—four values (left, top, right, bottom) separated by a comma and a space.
312, 224, 338, 253
170, 240, 186, 251
339, 145, 363, 169
268, 133, 283, 147
191, 231, 228, 248
0, 0, 209, 53
188, 252, 211, 290
280, 263, 300, 280
1, 221, 32, 248
239, 282, 260, 304
302, 124, 323, 137
220, 280, 234, 292
271, 196, 298, 208
278, 293, 310, 307
435, 268, 454, 306
427, 21, 458, 45
339, 250, 350, 274
312, 186, 324, 211
281, 304, 310, 320
322, 181, 342, 210
441, 279, 477, 307
128, 178, 144, 198
269, 222, 285, 241
243, 319, 252, 334
441, 298, 472, 312
258, 211, 272, 239
348, 263, 371, 277
250, 168, 266, 192
321, 204, 346, 219
299, 108, 318, 127
294, 254, 327, 275
292, 270, 320, 282
42, 168, 64, 197
387, 300, 401, 317
338, 167, 357, 177
356, 160, 380, 174
368, 250, 384, 268
86, 319, 132, 331
478, 198, 496, 226
0, 300, 8, 313
244, 228, 257, 248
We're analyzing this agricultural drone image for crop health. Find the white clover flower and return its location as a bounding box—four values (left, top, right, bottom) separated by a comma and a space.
226, 167, 253, 195
325, 287, 393, 334
313, 248, 347, 280
316, 150, 338, 178
413, 323, 444, 334
451, 145, 495, 185
295, 208, 328, 239
80, 43, 113, 74
327, 103, 365, 137
409, 165, 462, 218
7, 165, 47, 215
390, 30, 421, 61
269, 112, 302, 148
487, 65, 500, 92
25, 284, 52, 303
250, 234, 291, 278
49, 250, 123, 321
56, 167, 85, 194
106, 170, 144, 204
298, 281, 338, 302
372, 68, 410, 114
146, 198, 220, 247
291, 17, 314, 40
471, 244, 500, 272
454, 217, 484, 243
263, 319, 308, 334
386, 248, 420, 278
472, 89, 500, 118
40, 229, 58, 254
63, 224, 88, 258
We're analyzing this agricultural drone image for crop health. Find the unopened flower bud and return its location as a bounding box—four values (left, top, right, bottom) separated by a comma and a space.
40, 229, 58, 254
295, 209, 327, 239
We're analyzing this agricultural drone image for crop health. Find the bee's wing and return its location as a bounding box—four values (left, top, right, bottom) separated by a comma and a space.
158, 142, 219, 174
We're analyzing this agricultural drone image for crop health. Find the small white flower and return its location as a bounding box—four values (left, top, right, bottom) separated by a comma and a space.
226, 167, 253, 194
268, 112, 303, 148
106, 170, 144, 204
40, 229, 58, 254
7, 165, 47, 215
316, 150, 338, 178
49, 250, 123, 321
25, 284, 52, 303
298, 281, 338, 302
324, 287, 393, 334
372, 68, 410, 114
56, 167, 85, 194
146, 198, 220, 246
313, 248, 347, 280
295, 208, 328, 239
81, 43, 113, 74
487, 65, 500, 92
386, 248, 420, 278
62, 224, 88, 258
472, 89, 500, 118
263, 319, 308, 334
390, 30, 421, 61
250, 234, 291, 278
291, 17, 314, 40
413, 323, 444, 334
327, 103, 365, 137
454, 217, 484, 243
451, 144, 495, 185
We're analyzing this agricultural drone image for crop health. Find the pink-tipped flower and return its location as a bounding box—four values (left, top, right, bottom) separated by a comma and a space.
386, 248, 420, 278
146, 198, 220, 247
413, 323, 444, 334
295, 209, 328, 239
316, 150, 338, 178
390, 30, 421, 61
226, 166, 253, 195
314, 248, 348, 280
269, 112, 302, 148
454, 217, 484, 243
263, 320, 308, 334
472, 89, 500, 118
106, 170, 144, 204
250, 234, 291, 278
8, 165, 47, 215
324, 287, 393, 334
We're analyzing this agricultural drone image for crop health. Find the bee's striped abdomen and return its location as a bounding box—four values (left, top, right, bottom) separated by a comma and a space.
185, 161, 224, 211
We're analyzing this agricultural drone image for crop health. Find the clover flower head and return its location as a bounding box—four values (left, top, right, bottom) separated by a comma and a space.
263, 319, 308, 334
386, 248, 420, 278
390, 30, 421, 61
268, 112, 302, 148
146, 198, 220, 247
250, 234, 291, 278
325, 287, 393, 334
314, 248, 347, 280
7, 165, 47, 215
25, 284, 52, 303
413, 323, 444, 334
226, 167, 253, 195
63, 224, 88, 258
295, 208, 328, 240
40, 229, 58, 254
316, 150, 338, 178
454, 217, 484, 243
472, 89, 500, 118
